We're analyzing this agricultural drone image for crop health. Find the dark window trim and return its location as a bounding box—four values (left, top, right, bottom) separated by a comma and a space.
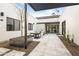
28, 23, 33, 30
6, 17, 20, 31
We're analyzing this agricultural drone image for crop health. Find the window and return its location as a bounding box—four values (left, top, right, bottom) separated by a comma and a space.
14, 20, 20, 31
7, 17, 20, 31
7, 17, 14, 31
28, 23, 33, 30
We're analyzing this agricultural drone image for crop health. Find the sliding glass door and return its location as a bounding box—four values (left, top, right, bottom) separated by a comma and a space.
46, 24, 59, 33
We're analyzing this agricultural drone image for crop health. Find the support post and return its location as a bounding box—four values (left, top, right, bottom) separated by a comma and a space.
24, 3, 27, 49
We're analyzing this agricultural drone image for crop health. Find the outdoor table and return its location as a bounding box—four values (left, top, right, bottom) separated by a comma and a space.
30, 32, 41, 38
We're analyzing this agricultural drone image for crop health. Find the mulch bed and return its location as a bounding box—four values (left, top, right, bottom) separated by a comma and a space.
0, 41, 40, 56
58, 35, 79, 56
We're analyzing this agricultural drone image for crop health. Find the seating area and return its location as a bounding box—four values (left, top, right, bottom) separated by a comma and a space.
30, 32, 41, 38
30, 31, 45, 39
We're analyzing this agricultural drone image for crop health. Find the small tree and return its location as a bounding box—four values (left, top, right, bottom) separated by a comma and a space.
18, 8, 25, 36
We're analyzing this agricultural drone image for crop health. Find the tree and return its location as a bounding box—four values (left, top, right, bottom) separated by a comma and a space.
18, 8, 25, 36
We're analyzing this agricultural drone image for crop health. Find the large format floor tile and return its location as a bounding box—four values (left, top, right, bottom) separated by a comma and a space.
4, 50, 26, 56
0, 48, 10, 55
29, 34, 71, 56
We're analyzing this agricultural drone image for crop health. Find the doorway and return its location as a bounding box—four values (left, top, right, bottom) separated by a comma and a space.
46, 23, 59, 33
62, 21, 66, 37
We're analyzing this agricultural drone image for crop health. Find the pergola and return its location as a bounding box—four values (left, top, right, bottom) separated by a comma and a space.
24, 3, 79, 49
28, 3, 79, 11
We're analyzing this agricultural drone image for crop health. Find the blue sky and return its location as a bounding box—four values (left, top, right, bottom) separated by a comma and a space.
16, 3, 24, 9
16, 3, 64, 17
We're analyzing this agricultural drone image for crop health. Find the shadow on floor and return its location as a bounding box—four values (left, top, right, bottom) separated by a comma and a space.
0, 41, 40, 56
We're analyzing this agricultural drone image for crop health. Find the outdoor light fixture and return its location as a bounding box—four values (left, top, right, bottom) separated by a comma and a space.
0, 12, 4, 16
0, 12, 4, 21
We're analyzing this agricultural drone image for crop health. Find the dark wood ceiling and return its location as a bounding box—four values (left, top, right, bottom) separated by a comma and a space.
28, 3, 79, 11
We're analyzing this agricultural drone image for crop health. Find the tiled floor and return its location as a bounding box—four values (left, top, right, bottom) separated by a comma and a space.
0, 48, 10, 55
4, 50, 25, 56
0, 34, 71, 56
29, 34, 71, 56
0, 48, 25, 56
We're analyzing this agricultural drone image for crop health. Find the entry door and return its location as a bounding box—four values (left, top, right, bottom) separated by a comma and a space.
46, 24, 51, 33
62, 21, 66, 36
46, 24, 59, 33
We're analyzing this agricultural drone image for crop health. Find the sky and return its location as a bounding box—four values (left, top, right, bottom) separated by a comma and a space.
16, 3, 64, 17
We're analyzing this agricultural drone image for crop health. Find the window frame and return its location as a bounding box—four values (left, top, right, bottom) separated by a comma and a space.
6, 17, 20, 31
28, 23, 33, 30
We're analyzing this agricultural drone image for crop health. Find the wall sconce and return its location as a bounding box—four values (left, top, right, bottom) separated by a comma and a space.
0, 12, 4, 16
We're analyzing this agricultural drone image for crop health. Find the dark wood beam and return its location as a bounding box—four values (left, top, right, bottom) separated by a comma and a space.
37, 22, 60, 24
24, 3, 27, 49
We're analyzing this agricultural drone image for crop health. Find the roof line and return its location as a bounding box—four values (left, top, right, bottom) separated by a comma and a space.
36, 15, 60, 19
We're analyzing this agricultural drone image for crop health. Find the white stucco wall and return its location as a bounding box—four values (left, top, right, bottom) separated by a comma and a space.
36, 18, 59, 34
38, 18, 59, 23
27, 14, 38, 35
36, 24, 45, 34
22, 13, 38, 36
59, 4, 79, 45
0, 3, 21, 42
1, 3, 79, 46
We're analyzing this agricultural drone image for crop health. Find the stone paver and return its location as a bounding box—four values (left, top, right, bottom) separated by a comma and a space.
0, 48, 10, 55
29, 34, 71, 56
4, 50, 26, 56
0, 34, 71, 56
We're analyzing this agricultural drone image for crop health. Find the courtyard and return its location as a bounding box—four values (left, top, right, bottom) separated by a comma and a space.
0, 34, 71, 56
0, 3, 79, 56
